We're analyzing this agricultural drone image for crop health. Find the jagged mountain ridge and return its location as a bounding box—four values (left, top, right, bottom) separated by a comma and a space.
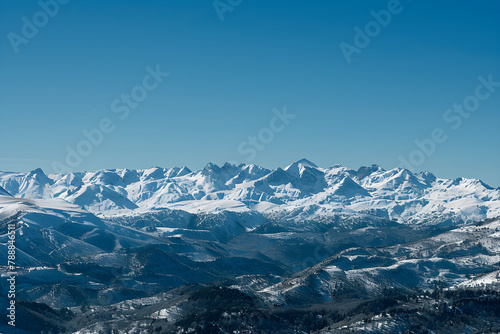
0, 159, 499, 225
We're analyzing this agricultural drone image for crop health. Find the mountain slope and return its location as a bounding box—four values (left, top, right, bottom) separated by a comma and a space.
259, 218, 500, 305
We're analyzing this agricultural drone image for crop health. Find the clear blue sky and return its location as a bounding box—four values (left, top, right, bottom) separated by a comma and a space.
1, 0, 499, 186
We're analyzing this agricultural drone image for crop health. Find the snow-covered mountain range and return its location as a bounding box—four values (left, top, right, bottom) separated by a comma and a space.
1, 160, 499, 332
1, 159, 498, 225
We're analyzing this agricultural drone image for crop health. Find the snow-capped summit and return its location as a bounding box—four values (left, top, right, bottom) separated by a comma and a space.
331, 175, 370, 198
15, 168, 55, 198
176, 166, 192, 177
202, 162, 222, 177
142, 167, 166, 180
27, 167, 54, 184
284, 158, 319, 175
355, 164, 385, 180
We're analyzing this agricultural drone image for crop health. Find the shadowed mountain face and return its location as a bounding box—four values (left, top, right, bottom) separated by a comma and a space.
0, 161, 499, 333
0, 186, 10, 197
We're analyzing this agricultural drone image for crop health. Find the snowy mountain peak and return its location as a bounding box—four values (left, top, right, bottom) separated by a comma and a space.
296, 158, 318, 167
416, 170, 437, 185
142, 167, 166, 180
29, 167, 44, 175
355, 164, 385, 180
120, 168, 140, 184
202, 162, 221, 176
332, 175, 370, 198
28, 167, 53, 185
284, 159, 321, 179
176, 166, 192, 177
285, 158, 318, 170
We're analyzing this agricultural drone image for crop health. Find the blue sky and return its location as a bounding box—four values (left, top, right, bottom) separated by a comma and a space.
0, 0, 499, 186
